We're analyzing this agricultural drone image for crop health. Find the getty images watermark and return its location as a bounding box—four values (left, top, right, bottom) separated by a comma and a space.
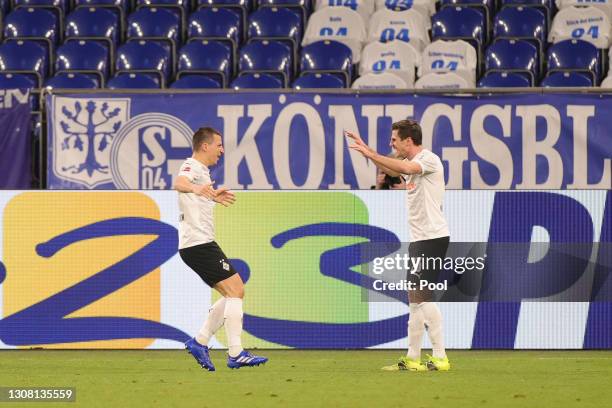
370, 252, 487, 292
361, 242, 612, 302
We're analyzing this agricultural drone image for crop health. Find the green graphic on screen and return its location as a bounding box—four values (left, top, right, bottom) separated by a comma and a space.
214, 192, 369, 348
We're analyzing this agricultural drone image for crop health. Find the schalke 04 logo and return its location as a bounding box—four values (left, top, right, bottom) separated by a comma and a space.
109, 113, 193, 189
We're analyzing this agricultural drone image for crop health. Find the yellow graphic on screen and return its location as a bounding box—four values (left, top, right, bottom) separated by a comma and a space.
3, 192, 161, 349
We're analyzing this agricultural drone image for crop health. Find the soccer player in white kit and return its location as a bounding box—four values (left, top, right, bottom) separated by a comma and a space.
174, 127, 268, 371
346, 119, 451, 372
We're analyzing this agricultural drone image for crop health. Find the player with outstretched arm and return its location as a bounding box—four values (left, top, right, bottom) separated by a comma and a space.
346, 119, 451, 372
174, 127, 267, 371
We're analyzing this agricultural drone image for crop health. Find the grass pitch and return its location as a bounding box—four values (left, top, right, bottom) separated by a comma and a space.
1, 350, 611, 408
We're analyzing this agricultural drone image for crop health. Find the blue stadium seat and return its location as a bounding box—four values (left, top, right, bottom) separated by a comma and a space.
230, 72, 283, 88
11, 0, 65, 50
13, 0, 67, 26
540, 71, 593, 87
0, 72, 38, 89
485, 39, 539, 85
546, 39, 600, 85
300, 40, 352, 87
74, 0, 130, 17
170, 75, 222, 88
441, 0, 493, 7
107, 72, 162, 88
127, 7, 181, 61
257, 0, 309, 11
478, 71, 532, 87
135, 0, 189, 35
74, 0, 127, 6
247, 7, 302, 44
293, 73, 345, 89
257, 0, 309, 29
502, 0, 553, 7
138, 0, 189, 5
501, 0, 553, 27
115, 40, 171, 86
4, 8, 60, 45
0, 40, 48, 86
247, 6, 302, 74
136, 0, 190, 11
238, 40, 292, 86
197, 0, 251, 39
177, 40, 232, 87
65, 7, 121, 45
494, 6, 546, 43
432, 7, 487, 52
187, 7, 242, 59
494, 6, 546, 66
55, 40, 110, 86
440, 0, 492, 28
198, 0, 252, 11
44, 72, 101, 88
13, 0, 68, 9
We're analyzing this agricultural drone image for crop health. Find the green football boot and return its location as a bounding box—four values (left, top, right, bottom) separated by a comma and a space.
382, 356, 427, 372
425, 354, 451, 371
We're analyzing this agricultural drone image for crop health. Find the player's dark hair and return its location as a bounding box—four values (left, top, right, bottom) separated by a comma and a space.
193, 127, 221, 151
391, 119, 422, 146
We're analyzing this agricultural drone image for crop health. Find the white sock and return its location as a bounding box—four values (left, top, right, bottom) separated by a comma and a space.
224, 298, 244, 357
195, 297, 227, 346
406, 303, 426, 361
420, 302, 446, 359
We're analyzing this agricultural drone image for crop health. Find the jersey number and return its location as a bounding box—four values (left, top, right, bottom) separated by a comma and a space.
385, 0, 414, 10
320, 27, 348, 36
571, 25, 599, 39
373, 59, 401, 71
327, 0, 358, 10
431, 60, 458, 70
380, 28, 410, 42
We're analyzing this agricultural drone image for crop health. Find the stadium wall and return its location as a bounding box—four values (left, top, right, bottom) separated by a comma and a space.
0, 190, 609, 350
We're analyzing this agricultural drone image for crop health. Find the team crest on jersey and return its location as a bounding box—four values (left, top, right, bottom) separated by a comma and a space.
52, 97, 130, 188
109, 113, 193, 189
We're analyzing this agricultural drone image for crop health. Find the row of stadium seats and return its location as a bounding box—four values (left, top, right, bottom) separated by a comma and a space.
1, 0, 612, 89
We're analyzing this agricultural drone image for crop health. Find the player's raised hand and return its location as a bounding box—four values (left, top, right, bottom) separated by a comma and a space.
213, 187, 236, 207
345, 130, 373, 157
192, 183, 217, 199
349, 143, 374, 158
344, 130, 368, 148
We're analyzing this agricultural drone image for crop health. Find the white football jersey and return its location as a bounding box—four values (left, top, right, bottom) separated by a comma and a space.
177, 157, 216, 249
360, 40, 418, 84
415, 72, 471, 89
556, 0, 612, 21
315, 0, 375, 24
352, 72, 410, 89
368, 8, 430, 51
419, 39, 477, 84
375, 0, 437, 22
401, 149, 450, 242
303, 7, 367, 62
549, 5, 611, 48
